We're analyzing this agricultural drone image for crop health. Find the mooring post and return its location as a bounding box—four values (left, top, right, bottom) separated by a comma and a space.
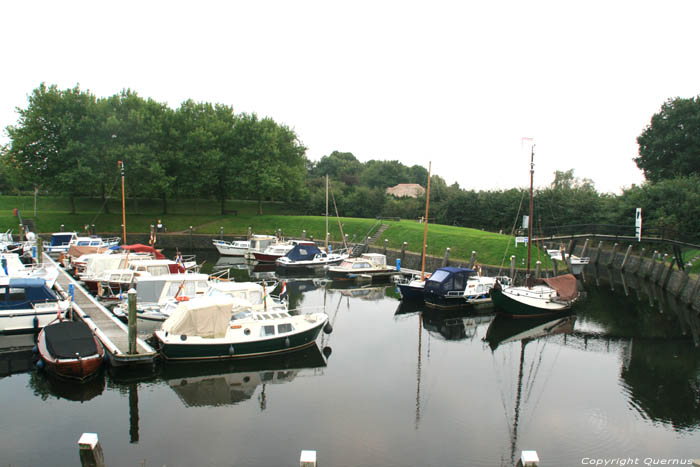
401, 242, 407, 264
383, 238, 388, 255
300, 450, 317, 467
78, 433, 105, 467
37, 235, 44, 265
656, 253, 668, 284
552, 257, 559, 276
661, 258, 675, 290
344, 234, 348, 245
645, 251, 659, 278
302, 230, 306, 240
60, 224, 64, 232
535, 260, 542, 278
607, 243, 619, 268
442, 247, 450, 267
520, 450, 539, 466
127, 288, 137, 355
469, 251, 476, 269
247, 227, 252, 240
220, 227, 224, 240
188, 226, 193, 249
621, 245, 633, 271
593, 241, 604, 264
510, 255, 516, 280
635, 248, 646, 275
580, 239, 590, 258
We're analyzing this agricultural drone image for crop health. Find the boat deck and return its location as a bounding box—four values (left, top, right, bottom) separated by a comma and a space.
46, 255, 156, 367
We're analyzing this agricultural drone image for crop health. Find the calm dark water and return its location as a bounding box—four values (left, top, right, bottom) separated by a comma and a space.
1, 252, 699, 467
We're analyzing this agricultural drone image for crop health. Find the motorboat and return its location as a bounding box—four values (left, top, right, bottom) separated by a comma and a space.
547, 249, 590, 275
43, 232, 120, 255
111, 273, 211, 322
1, 252, 59, 288
36, 318, 104, 381
0, 277, 71, 334
252, 240, 313, 263
212, 239, 250, 257
206, 281, 287, 314
276, 243, 349, 271
326, 253, 396, 281
154, 296, 330, 361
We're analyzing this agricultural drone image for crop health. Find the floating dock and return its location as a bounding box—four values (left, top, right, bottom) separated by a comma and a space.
46, 255, 156, 367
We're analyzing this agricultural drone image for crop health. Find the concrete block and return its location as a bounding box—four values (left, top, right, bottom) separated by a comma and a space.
520, 450, 539, 466
300, 450, 317, 467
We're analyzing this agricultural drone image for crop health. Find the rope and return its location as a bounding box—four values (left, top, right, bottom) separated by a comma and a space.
497, 189, 527, 276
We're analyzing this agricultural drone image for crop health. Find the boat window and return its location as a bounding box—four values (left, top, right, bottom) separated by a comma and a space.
452, 274, 465, 291
0, 288, 6, 301
147, 266, 170, 276
299, 248, 309, 255
262, 325, 275, 336
262, 314, 271, 319
233, 311, 251, 320
427, 270, 450, 283
261, 371, 274, 382
277, 323, 293, 333
9, 289, 27, 301
110, 274, 121, 281
121, 274, 132, 281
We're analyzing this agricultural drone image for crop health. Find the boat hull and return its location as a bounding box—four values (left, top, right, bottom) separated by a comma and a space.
37, 321, 104, 381
252, 252, 283, 263
156, 320, 326, 361
397, 282, 425, 301
490, 286, 572, 318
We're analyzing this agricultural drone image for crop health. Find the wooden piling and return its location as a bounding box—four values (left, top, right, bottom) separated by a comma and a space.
219, 227, 224, 240
401, 242, 407, 265
635, 248, 646, 275
645, 251, 658, 278
580, 239, 590, 258
510, 255, 516, 280
247, 226, 252, 240
552, 257, 558, 276
656, 253, 668, 284
607, 243, 619, 268
593, 241, 604, 264
535, 260, 541, 278
128, 289, 137, 355
442, 247, 450, 267
621, 245, 633, 271
383, 238, 388, 255
78, 433, 104, 467
469, 251, 476, 269
302, 230, 306, 240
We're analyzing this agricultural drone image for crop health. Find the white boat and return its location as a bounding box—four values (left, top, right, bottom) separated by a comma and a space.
206, 281, 287, 314
547, 249, 590, 275
154, 296, 330, 361
326, 253, 396, 280
0, 252, 59, 288
43, 233, 120, 255
112, 273, 211, 322
212, 239, 250, 257
251, 240, 313, 263
245, 235, 280, 260
0, 277, 71, 334
275, 243, 349, 271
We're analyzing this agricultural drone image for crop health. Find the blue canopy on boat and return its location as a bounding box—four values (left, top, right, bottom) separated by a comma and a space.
284, 243, 323, 262
49, 233, 75, 246
1, 277, 58, 310
424, 267, 477, 295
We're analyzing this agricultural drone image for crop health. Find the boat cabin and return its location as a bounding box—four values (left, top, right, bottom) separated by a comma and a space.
424, 267, 478, 298
284, 243, 323, 262
0, 277, 59, 310
132, 274, 210, 305
128, 259, 185, 276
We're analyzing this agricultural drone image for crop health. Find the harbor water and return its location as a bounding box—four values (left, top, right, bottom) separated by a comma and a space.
1, 252, 699, 466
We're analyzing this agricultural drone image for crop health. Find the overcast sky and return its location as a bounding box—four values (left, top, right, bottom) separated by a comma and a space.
2, 1, 699, 193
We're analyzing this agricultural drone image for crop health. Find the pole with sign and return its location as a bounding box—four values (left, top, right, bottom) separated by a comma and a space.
635, 208, 642, 242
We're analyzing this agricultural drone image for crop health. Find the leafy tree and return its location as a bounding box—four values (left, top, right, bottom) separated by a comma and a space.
636, 96, 700, 182
5, 83, 102, 213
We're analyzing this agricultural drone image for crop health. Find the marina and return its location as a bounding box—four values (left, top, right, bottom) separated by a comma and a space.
1, 248, 699, 466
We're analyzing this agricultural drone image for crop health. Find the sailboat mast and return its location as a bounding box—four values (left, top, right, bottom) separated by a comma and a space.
526, 146, 534, 278
118, 160, 127, 244
325, 174, 329, 250
421, 162, 432, 281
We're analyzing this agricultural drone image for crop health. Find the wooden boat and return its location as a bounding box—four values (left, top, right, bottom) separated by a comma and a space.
489, 142, 580, 317
154, 296, 330, 361
36, 319, 104, 381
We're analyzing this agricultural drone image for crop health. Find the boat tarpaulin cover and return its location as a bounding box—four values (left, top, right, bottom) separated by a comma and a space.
44, 321, 98, 359
67, 245, 112, 258
120, 244, 165, 259
540, 274, 579, 301
285, 244, 323, 262
162, 297, 234, 339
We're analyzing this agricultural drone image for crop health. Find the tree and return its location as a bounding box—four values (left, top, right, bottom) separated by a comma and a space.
5, 83, 102, 213
636, 96, 700, 182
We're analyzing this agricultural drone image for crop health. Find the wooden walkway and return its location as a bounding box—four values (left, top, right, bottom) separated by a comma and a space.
45, 255, 156, 367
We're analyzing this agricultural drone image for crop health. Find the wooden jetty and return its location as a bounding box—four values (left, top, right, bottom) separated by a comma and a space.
46, 255, 156, 367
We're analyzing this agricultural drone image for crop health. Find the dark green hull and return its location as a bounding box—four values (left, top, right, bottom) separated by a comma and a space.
490, 287, 570, 318
158, 321, 326, 361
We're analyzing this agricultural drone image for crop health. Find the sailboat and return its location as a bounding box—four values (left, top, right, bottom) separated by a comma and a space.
490, 142, 580, 317
397, 162, 432, 300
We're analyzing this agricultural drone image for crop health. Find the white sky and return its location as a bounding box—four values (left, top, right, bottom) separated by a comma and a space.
2, 0, 699, 194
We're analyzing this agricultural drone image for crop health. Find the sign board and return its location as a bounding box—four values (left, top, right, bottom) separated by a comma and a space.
635, 208, 642, 242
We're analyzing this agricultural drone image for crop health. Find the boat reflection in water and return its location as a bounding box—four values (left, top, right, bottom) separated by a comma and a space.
29, 369, 106, 403
160, 344, 329, 408
484, 313, 576, 466
421, 309, 494, 341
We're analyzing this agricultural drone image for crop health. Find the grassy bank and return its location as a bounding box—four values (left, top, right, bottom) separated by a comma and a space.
4, 195, 698, 274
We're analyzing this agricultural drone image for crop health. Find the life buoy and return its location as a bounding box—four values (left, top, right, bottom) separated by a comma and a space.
175, 296, 189, 302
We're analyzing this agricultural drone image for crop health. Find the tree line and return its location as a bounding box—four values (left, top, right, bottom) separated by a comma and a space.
2, 84, 699, 242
